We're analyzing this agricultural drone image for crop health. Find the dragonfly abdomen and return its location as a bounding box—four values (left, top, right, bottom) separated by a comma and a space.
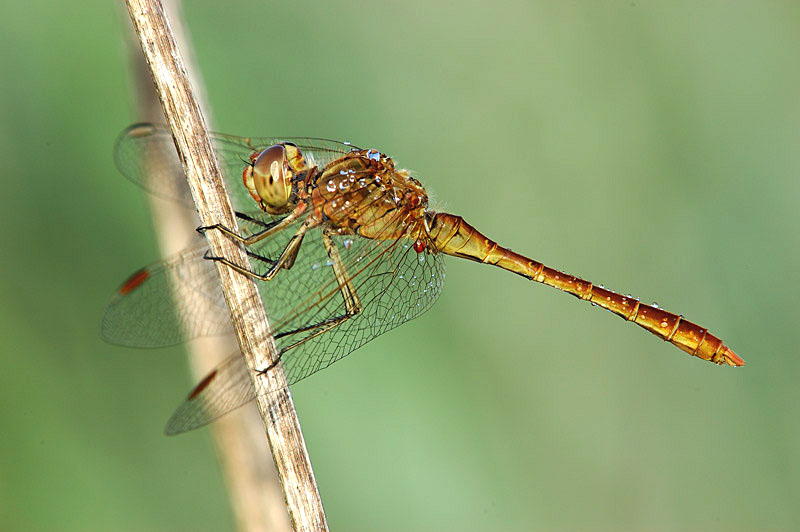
541, 271, 742, 366
427, 212, 743, 367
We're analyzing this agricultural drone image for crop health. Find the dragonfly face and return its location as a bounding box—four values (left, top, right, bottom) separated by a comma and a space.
243, 143, 304, 215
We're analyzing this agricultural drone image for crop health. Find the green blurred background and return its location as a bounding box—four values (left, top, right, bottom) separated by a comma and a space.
2, 1, 798, 530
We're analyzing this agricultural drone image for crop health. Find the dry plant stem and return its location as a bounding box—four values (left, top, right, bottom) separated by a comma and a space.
124, 1, 329, 531
124, 1, 292, 529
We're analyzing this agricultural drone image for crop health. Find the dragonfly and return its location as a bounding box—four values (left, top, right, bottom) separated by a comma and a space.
103, 123, 744, 434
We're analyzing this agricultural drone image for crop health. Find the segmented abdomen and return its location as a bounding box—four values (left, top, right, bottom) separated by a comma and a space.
427, 213, 743, 366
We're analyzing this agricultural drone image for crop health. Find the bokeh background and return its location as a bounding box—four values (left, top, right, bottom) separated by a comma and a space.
2, 1, 799, 531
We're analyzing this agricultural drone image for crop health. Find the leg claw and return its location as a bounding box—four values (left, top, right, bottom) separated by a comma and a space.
202, 250, 221, 262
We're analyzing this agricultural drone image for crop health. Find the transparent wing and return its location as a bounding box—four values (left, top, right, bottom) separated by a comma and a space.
161, 232, 445, 434
164, 353, 253, 435
113, 122, 361, 211
101, 208, 316, 347
101, 238, 229, 347
104, 207, 446, 433
264, 226, 445, 387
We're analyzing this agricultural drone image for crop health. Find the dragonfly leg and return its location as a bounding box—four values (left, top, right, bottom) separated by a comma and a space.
245, 249, 277, 268
197, 203, 307, 246
246, 245, 301, 273
235, 211, 281, 229
320, 229, 363, 317
204, 217, 318, 281
258, 230, 363, 374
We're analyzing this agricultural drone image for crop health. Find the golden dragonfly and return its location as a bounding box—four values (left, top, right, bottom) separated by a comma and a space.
103, 123, 743, 434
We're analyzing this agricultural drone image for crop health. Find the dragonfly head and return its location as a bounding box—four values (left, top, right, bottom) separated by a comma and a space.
244, 144, 295, 214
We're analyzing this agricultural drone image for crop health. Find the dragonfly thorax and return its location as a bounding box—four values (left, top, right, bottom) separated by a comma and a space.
311, 150, 431, 242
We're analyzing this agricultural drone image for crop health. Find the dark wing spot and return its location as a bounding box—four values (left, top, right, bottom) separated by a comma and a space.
118, 268, 150, 295
188, 369, 218, 400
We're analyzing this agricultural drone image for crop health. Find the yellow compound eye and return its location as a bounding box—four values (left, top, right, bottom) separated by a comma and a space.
250, 144, 293, 213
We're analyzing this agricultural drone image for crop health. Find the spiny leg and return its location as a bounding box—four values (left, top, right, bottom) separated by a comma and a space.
245, 249, 277, 269
258, 230, 363, 375
235, 211, 280, 229
321, 229, 362, 314
197, 203, 307, 246
197, 212, 282, 242
241, 231, 302, 269
205, 217, 317, 281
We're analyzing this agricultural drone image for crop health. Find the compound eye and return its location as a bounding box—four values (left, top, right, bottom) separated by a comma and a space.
253, 145, 286, 186
250, 144, 292, 211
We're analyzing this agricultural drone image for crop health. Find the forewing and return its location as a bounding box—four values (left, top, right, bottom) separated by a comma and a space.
100, 210, 308, 347
101, 242, 230, 347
